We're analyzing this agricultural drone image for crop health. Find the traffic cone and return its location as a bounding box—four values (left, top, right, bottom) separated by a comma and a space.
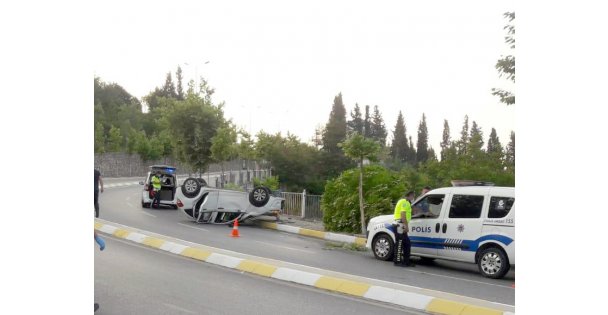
231, 218, 240, 237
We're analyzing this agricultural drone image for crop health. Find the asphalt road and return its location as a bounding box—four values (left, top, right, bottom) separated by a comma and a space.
95, 236, 426, 315
97, 184, 515, 306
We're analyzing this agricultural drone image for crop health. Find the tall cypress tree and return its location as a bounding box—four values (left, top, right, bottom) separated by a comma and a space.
469, 121, 484, 153
440, 119, 451, 161
505, 131, 515, 170
407, 135, 417, 165
347, 103, 364, 135
176, 66, 184, 100
363, 105, 371, 138
322, 93, 351, 177
457, 115, 469, 155
390, 111, 408, 162
487, 128, 503, 155
416, 113, 429, 163
162, 72, 178, 99
370, 105, 387, 146
487, 127, 504, 167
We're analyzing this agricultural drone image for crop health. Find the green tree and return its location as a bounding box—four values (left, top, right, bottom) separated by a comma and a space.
487, 128, 504, 167
390, 111, 408, 163
106, 125, 123, 152
440, 119, 453, 161
363, 105, 371, 138
369, 105, 387, 146
469, 121, 485, 156
505, 131, 515, 171
347, 103, 364, 135
339, 133, 382, 234
492, 12, 515, 105
322, 165, 405, 233
167, 83, 224, 175
407, 135, 417, 165
94, 122, 105, 154
211, 125, 238, 187
416, 113, 429, 164
176, 66, 185, 101
321, 93, 352, 178
457, 115, 469, 155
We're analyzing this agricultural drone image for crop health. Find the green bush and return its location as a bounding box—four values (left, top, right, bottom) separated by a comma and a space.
224, 183, 244, 191
322, 165, 405, 234
253, 175, 280, 190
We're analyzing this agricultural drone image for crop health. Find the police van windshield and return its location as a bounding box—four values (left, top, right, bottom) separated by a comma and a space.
413, 195, 444, 218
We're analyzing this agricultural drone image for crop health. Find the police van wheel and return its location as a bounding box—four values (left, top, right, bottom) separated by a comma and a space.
372, 234, 394, 261
478, 247, 510, 279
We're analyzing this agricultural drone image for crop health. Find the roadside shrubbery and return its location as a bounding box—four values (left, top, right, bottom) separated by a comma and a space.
322, 165, 405, 234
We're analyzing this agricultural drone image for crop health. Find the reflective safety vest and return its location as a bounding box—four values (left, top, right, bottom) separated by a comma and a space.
151, 175, 161, 191
393, 199, 412, 223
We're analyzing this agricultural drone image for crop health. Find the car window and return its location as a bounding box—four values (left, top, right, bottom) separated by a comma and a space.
488, 196, 514, 218
412, 194, 444, 218
449, 195, 484, 219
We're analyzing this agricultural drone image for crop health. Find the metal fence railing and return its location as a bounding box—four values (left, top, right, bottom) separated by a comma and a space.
280, 191, 323, 220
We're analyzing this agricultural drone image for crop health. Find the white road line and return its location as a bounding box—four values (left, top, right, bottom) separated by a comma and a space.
253, 240, 316, 254
162, 303, 196, 314
140, 211, 156, 218
178, 223, 209, 232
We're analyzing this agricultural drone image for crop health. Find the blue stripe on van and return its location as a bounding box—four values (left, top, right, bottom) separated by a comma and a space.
409, 234, 513, 251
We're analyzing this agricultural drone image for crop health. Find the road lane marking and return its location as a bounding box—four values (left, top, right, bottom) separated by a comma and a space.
178, 223, 209, 232
162, 303, 196, 314
253, 240, 316, 254
140, 211, 157, 218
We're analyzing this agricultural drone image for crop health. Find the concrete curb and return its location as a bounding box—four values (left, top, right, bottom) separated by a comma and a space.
258, 221, 368, 247
95, 219, 514, 315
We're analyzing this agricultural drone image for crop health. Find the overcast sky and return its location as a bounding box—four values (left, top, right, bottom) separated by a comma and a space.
93, 0, 515, 151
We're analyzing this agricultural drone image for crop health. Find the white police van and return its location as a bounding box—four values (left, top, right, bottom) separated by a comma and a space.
366, 181, 514, 279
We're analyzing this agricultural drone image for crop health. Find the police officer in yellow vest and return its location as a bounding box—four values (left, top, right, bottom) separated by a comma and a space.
393, 190, 416, 267
151, 171, 162, 208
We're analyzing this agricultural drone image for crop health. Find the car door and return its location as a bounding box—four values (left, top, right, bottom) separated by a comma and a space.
409, 194, 447, 258
438, 192, 487, 262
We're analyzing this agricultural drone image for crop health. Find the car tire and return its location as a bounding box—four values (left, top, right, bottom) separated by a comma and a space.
249, 186, 271, 207
477, 247, 510, 279
372, 233, 394, 261
182, 177, 202, 198
196, 178, 207, 187
142, 200, 150, 208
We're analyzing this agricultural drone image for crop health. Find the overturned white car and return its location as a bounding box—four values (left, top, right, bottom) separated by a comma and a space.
176, 177, 284, 224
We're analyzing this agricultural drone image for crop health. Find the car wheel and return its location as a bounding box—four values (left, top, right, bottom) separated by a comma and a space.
478, 247, 510, 279
196, 178, 207, 187
142, 200, 150, 208
249, 186, 271, 207
181, 177, 201, 198
372, 234, 394, 261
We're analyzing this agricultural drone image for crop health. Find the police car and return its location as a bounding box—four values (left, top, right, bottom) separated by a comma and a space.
139, 165, 179, 209
366, 181, 515, 279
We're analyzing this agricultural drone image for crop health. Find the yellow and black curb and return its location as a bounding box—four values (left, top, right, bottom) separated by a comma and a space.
95, 219, 514, 315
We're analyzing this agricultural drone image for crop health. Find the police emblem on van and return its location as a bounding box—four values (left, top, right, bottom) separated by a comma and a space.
457, 224, 465, 233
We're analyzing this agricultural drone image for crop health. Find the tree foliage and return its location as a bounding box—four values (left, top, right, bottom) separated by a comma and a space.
492, 12, 515, 105
322, 165, 405, 234
416, 113, 429, 164
390, 111, 408, 163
